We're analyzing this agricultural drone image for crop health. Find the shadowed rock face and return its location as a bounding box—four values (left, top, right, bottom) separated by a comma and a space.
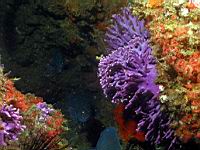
0, 0, 100, 103
0, 0, 127, 104
0, 0, 128, 102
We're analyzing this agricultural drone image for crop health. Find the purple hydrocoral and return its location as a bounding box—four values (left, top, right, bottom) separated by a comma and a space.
98, 7, 179, 149
0, 103, 26, 145
36, 102, 54, 122
104, 7, 149, 52
99, 39, 159, 107
134, 93, 178, 149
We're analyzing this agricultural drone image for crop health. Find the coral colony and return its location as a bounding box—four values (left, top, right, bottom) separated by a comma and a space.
0, 103, 25, 145
98, 8, 178, 149
99, 8, 158, 106
0, 67, 66, 149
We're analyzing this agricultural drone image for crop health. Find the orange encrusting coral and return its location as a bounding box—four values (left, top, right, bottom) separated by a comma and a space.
28, 96, 43, 104
147, 0, 164, 8
3, 80, 29, 111
187, 88, 200, 113
174, 52, 200, 82
187, 2, 199, 10
144, 3, 200, 143
3, 79, 46, 111
46, 111, 64, 137
176, 113, 200, 142
113, 103, 145, 142
150, 19, 200, 83
151, 24, 200, 142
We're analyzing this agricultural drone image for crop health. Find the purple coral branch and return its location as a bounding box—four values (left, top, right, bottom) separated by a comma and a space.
0, 103, 25, 145
98, 7, 179, 149
36, 102, 54, 122
104, 7, 149, 52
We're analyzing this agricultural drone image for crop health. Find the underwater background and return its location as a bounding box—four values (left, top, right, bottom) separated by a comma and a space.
0, 0, 200, 149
